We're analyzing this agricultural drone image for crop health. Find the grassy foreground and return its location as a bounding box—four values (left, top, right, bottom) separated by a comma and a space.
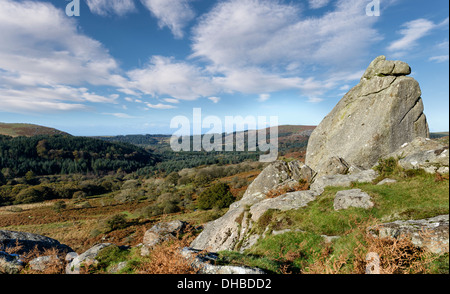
1, 160, 448, 274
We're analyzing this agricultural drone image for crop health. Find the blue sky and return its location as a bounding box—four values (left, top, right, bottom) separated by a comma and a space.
0, 0, 448, 136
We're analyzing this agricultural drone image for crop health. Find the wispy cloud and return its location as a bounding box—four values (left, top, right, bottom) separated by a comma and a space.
388, 17, 449, 56
163, 98, 180, 104
85, 0, 136, 16
146, 103, 177, 109
0, 0, 126, 113
308, 0, 330, 9
307, 97, 324, 103
140, 0, 195, 38
103, 112, 139, 119
258, 94, 270, 102
429, 55, 449, 63
208, 97, 221, 104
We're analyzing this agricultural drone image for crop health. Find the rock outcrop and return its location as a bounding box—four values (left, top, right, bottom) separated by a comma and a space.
190, 160, 318, 252
180, 247, 265, 274
0, 230, 74, 255
368, 215, 449, 254
382, 137, 449, 174
66, 243, 114, 274
141, 220, 187, 256
306, 55, 430, 177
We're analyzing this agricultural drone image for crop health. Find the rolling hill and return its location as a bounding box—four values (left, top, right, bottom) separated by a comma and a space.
0, 123, 69, 137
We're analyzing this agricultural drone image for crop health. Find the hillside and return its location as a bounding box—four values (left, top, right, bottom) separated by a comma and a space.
0, 123, 69, 137
95, 125, 316, 175
0, 134, 159, 177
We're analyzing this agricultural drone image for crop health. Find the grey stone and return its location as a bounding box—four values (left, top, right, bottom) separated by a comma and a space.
321, 235, 341, 244
305, 56, 429, 177
320, 157, 350, 176
29, 255, 61, 272
368, 215, 449, 254
382, 137, 449, 174
65, 251, 78, 263
334, 189, 374, 211
0, 251, 24, 274
66, 243, 114, 274
0, 230, 74, 255
361, 55, 411, 79
190, 160, 314, 253
108, 261, 128, 273
377, 178, 397, 185
141, 220, 187, 256
180, 247, 265, 274
310, 169, 379, 194
249, 190, 318, 222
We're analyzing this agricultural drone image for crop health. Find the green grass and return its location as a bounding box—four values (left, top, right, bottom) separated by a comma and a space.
217, 167, 449, 274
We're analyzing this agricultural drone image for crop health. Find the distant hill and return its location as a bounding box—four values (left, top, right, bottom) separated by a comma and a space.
0, 134, 159, 177
96, 125, 316, 152
0, 123, 69, 137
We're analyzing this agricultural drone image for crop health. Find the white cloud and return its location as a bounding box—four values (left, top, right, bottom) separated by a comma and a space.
163, 98, 180, 104
103, 113, 138, 119
308, 0, 330, 9
307, 97, 324, 103
146, 103, 177, 109
190, 0, 380, 99
208, 96, 221, 103
0, 85, 116, 113
191, 0, 379, 71
258, 94, 270, 102
127, 56, 217, 101
140, 0, 195, 38
387, 17, 449, 57
387, 19, 436, 53
85, 0, 136, 16
0, 0, 126, 113
429, 55, 449, 63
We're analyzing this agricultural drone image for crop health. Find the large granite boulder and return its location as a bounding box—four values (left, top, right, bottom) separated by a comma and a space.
190, 160, 317, 252
306, 55, 430, 177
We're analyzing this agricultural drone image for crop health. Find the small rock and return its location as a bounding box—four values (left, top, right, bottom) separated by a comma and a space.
377, 178, 397, 185
29, 255, 61, 272
141, 220, 187, 256
334, 189, 374, 211
65, 252, 78, 263
180, 247, 265, 274
0, 251, 24, 274
321, 235, 341, 244
108, 261, 128, 273
66, 243, 114, 274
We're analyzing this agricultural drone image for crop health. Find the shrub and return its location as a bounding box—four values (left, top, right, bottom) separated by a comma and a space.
14, 185, 53, 204
165, 172, 181, 186
104, 214, 128, 232
374, 157, 399, 177
197, 182, 234, 210
0, 171, 6, 185
53, 200, 67, 213
72, 190, 87, 200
